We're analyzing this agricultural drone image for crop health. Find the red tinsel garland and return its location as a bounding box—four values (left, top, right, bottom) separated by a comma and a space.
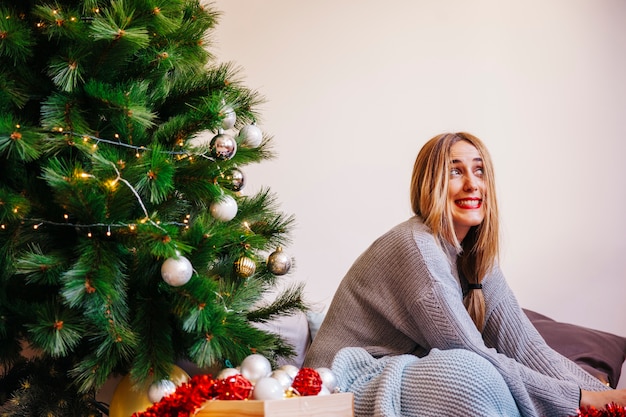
131, 374, 218, 417
574, 404, 626, 417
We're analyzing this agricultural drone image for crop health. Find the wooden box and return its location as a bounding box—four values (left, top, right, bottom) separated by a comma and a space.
195, 392, 354, 417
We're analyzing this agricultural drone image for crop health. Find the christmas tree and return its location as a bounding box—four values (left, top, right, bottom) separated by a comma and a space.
0, 0, 305, 415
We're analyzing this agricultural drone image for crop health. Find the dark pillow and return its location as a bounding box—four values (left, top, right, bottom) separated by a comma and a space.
524, 309, 626, 388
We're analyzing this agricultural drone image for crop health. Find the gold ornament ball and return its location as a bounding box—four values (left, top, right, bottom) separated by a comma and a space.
267, 247, 291, 275
109, 365, 189, 417
235, 256, 256, 278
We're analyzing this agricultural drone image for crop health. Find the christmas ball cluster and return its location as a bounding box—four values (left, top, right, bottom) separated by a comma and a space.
208, 107, 263, 163
216, 353, 338, 400
161, 246, 292, 286
125, 355, 340, 417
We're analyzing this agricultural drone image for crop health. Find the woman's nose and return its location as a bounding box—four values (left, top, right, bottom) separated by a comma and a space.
464, 175, 478, 191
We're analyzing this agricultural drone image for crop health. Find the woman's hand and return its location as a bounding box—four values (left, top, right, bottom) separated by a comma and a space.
580, 389, 626, 409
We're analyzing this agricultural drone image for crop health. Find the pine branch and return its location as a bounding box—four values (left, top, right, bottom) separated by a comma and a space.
247, 283, 308, 324
26, 302, 85, 357
0, 7, 36, 64
0, 116, 44, 162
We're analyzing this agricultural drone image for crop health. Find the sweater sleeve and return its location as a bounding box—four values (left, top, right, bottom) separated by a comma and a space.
480, 267, 610, 393
406, 259, 608, 417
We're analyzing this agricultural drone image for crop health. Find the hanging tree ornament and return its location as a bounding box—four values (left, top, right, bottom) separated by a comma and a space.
220, 105, 237, 130
161, 253, 194, 287
237, 123, 263, 148
210, 131, 237, 160
210, 194, 238, 222
234, 255, 256, 278
267, 247, 292, 275
219, 167, 245, 192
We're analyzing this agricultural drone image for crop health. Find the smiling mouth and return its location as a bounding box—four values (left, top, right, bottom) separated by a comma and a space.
455, 199, 482, 208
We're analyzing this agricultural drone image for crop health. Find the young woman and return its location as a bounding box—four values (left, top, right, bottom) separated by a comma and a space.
304, 132, 626, 417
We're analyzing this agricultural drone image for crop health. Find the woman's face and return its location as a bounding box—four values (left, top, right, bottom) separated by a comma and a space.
448, 140, 486, 242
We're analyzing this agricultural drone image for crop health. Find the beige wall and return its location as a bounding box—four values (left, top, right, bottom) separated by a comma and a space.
210, 0, 626, 336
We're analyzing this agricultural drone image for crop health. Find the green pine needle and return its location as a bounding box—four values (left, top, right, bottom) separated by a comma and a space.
0, 187, 31, 222
27, 304, 85, 357
0, 8, 35, 64
15, 244, 65, 286
47, 55, 86, 93
0, 117, 44, 162
88, 2, 150, 52
133, 143, 175, 204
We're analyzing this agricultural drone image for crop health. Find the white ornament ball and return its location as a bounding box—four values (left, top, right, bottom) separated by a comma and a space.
217, 367, 240, 380
269, 369, 293, 391
161, 255, 193, 287
210, 195, 238, 222
240, 354, 272, 384
278, 364, 299, 380
147, 379, 177, 403
252, 377, 285, 400
221, 106, 237, 130
238, 124, 263, 148
318, 385, 331, 396
316, 367, 338, 392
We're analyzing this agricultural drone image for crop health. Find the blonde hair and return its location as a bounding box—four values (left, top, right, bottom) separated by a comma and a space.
410, 132, 500, 331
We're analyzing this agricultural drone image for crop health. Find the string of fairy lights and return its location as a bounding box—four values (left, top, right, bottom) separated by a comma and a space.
0, 127, 244, 238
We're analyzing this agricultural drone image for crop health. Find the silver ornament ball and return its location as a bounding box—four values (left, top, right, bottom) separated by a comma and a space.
161, 255, 193, 287
269, 369, 293, 391
210, 195, 238, 222
147, 379, 177, 403
277, 364, 299, 379
316, 367, 338, 393
210, 133, 237, 160
217, 368, 240, 380
240, 353, 272, 384
252, 377, 285, 400
220, 106, 237, 130
238, 124, 263, 148
221, 168, 245, 192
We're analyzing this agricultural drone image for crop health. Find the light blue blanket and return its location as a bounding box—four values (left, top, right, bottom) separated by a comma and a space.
331, 347, 522, 417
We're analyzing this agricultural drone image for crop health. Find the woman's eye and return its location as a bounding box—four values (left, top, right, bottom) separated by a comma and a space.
475, 167, 484, 177
450, 168, 461, 176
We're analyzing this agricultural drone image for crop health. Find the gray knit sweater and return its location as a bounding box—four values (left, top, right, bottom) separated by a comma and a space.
304, 216, 609, 417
